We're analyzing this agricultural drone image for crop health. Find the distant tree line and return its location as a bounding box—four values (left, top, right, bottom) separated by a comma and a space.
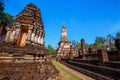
93, 32, 120, 50
71, 32, 120, 52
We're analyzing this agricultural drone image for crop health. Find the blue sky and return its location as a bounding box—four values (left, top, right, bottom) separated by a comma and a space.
4, 0, 120, 47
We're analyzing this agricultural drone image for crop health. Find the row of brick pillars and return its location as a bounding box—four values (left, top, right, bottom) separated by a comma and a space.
68, 38, 120, 65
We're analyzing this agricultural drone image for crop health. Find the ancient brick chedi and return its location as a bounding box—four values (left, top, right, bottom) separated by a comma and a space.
56, 25, 71, 59
4, 3, 44, 46
0, 3, 47, 62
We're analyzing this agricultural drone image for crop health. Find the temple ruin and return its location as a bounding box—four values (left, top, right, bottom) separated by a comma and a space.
56, 25, 78, 60
5, 3, 44, 46
56, 25, 71, 59
0, 3, 47, 62
0, 3, 63, 80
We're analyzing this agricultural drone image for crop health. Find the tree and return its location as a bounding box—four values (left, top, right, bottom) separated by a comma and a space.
106, 34, 115, 49
93, 36, 106, 49
3, 13, 14, 24
47, 44, 55, 55
116, 32, 120, 38
0, 0, 4, 19
106, 34, 114, 45
0, 13, 14, 41
0, 0, 14, 40
0, 0, 14, 24
71, 40, 81, 49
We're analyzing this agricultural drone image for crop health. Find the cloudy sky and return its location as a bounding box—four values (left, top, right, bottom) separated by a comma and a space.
4, 0, 120, 47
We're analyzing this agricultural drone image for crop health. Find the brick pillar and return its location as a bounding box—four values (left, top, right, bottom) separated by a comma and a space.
11, 29, 16, 43
81, 39, 86, 59
98, 49, 109, 65
26, 26, 33, 44
4, 29, 11, 42
69, 45, 73, 60
38, 35, 41, 45
40, 37, 43, 45
31, 29, 36, 44
115, 38, 120, 60
35, 35, 38, 44
14, 28, 20, 42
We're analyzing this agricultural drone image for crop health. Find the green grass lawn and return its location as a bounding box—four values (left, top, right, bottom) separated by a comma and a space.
52, 60, 83, 80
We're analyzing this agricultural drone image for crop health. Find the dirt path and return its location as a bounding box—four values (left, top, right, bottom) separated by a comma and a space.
59, 62, 95, 80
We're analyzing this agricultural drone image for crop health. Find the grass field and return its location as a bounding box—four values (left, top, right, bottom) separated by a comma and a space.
52, 60, 83, 80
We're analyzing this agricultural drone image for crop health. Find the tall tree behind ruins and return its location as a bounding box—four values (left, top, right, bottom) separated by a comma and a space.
0, 0, 14, 42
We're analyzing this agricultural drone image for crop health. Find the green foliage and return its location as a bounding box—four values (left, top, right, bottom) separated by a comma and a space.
0, 0, 4, 19
106, 34, 114, 43
116, 32, 120, 38
71, 40, 81, 49
93, 36, 106, 49
93, 32, 120, 49
95, 36, 106, 44
47, 44, 55, 55
0, 0, 14, 25
106, 34, 115, 49
3, 13, 14, 24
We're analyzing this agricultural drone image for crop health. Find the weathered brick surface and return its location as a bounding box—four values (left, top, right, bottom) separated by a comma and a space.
0, 61, 62, 80
61, 59, 120, 80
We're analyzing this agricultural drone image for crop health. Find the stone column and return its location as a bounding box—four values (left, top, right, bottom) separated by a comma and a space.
31, 33, 35, 45
38, 35, 41, 45
12, 24, 21, 43
31, 28, 36, 44
98, 49, 109, 65
4, 29, 11, 42
40, 37, 43, 45
35, 30, 39, 45
81, 39, 86, 59
10, 29, 16, 42
26, 26, 33, 44
14, 28, 20, 41
35, 35, 38, 44
69, 45, 73, 60
9, 29, 15, 42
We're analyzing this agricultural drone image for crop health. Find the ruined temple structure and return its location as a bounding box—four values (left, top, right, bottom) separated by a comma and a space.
4, 3, 44, 46
60, 39, 120, 79
56, 25, 71, 59
0, 3, 48, 62
0, 4, 62, 80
